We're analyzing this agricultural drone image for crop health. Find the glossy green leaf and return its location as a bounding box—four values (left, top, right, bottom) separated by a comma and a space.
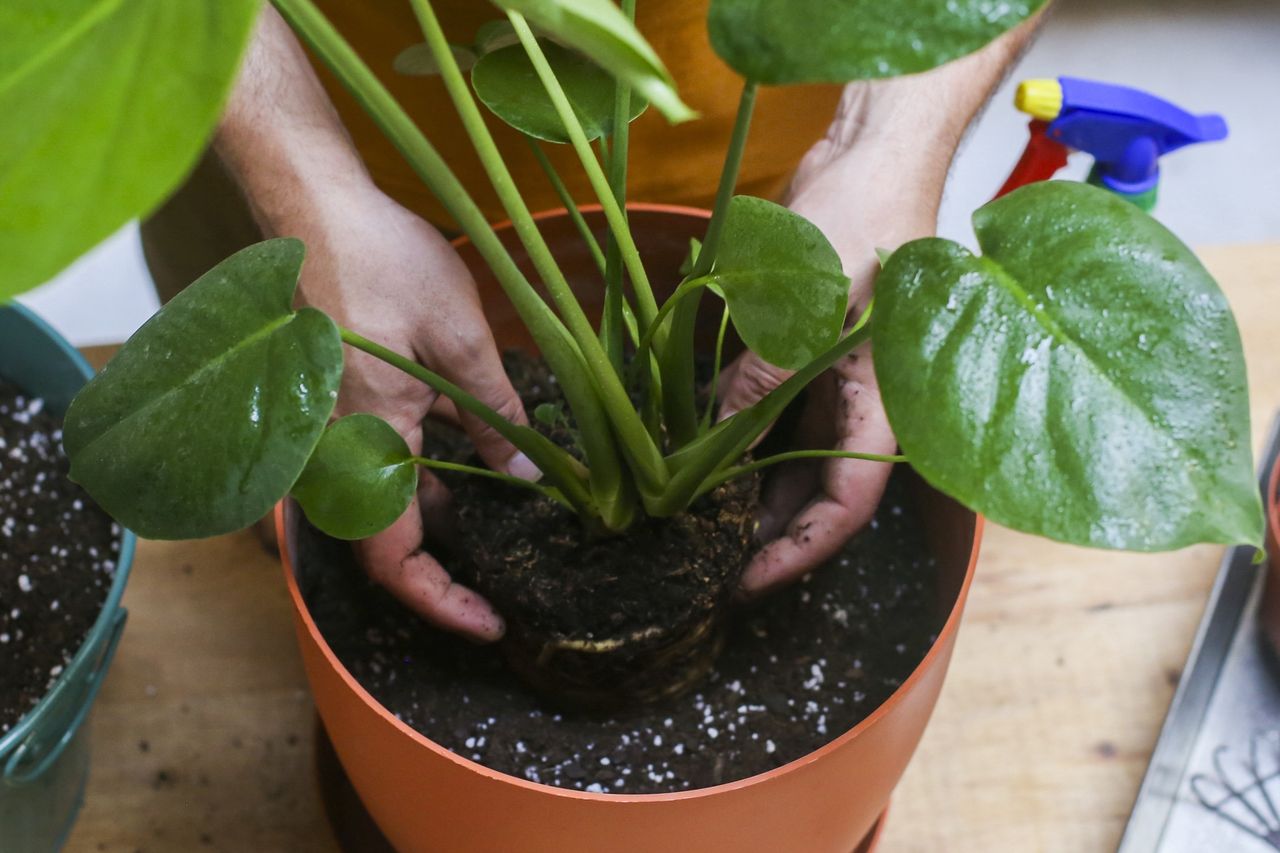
394, 42, 477, 76
64, 238, 343, 540
292, 414, 417, 540
472, 41, 646, 142
707, 0, 1047, 84
707, 196, 850, 370
0, 0, 259, 299
490, 0, 694, 123
874, 182, 1263, 551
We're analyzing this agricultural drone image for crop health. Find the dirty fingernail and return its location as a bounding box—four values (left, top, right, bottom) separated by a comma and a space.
508, 452, 542, 482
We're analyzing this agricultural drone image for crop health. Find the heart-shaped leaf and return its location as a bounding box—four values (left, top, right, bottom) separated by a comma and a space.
0, 0, 259, 299
472, 40, 647, 142
708, 0, 1047, 85
490, 0, 694, 123
292, 414, 417, 540
874, 181, 1263, 551
707, 196, 850, 370
65, 238, 343, 540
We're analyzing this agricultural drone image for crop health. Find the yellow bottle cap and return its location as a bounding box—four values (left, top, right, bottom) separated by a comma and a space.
1015, 79, 1064, 121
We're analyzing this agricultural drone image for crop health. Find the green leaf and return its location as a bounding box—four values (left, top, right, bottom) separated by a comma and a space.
474, 20, 520, 53
707, 196, 850, 371
490, 0, 694, 123
394, 42, 478, 76
64, 238, 343, 540
472, 40, 646, 142
874, 181, 1263, 551
0, 0, 260, 299
707, 0, 1047, 84
291, 414, 417, 540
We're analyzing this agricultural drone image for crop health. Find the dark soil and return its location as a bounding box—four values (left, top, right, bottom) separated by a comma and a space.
300, 467, 939, 793
0, 380, 120, 735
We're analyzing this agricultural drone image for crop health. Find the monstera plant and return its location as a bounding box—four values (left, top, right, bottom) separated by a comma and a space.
3, 0, 1264, 704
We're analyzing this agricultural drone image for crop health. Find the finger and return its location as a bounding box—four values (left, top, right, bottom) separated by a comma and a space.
717, 350, 794, 423
426, 398, 461, 428
354, 497, 504, 641
353, 424, 502, 641
739, 349, 896, 598
755, 370, 838, 540
417, 467, 457, 549
423, 321, 539, 482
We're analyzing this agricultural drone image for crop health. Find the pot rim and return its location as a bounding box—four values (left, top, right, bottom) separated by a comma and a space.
0, 302, 137, 761
276, 202, 985, 803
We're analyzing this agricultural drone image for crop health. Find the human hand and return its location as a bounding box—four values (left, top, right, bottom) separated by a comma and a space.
287, 180, 532, 641
718, 84, 954, 599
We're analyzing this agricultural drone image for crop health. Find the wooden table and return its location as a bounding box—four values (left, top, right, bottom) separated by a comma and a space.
64, 244, 1280, 853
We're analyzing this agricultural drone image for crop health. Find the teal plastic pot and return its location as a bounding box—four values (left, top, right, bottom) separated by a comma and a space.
0, 302, 135, 852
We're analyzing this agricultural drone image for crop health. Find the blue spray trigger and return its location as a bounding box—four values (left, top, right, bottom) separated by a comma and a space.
1046, 76, 1228, 195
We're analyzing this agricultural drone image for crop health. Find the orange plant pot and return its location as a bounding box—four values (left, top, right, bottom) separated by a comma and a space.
277, 205, 982, 852
1260, 458, 1280, 656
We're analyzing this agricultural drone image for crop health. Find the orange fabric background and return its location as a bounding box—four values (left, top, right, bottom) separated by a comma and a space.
310, 0, 843, 227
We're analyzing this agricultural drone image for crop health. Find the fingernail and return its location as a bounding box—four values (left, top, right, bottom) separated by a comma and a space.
508, 452, 542, 482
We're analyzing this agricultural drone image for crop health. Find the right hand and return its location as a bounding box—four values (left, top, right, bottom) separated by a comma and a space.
290, 181, 533, 642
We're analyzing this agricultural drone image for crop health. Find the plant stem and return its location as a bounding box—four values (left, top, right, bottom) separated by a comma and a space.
410, 456, 572, 508
339, 328, 596, 516
691, 82, 758, 279
409, 0, 667, 518
526, 139, 606, 276
600, 0, 636, 373
508, 13, 661, 344
695, 450, 906, 497
629, 276, 710, 382
701, 301, 731, 430
650, 306, 873, 517
659, 81, 758, 448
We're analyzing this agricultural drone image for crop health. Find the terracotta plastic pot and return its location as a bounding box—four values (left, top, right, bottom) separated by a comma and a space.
0, 303, 136, 852
1260, 458, 1280, 657
278, 206, 982, 852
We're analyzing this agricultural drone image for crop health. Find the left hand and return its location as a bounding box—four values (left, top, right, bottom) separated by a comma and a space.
717, 83, 952, 598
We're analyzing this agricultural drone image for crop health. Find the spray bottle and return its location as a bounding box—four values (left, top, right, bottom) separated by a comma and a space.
997, 76, 1228, 210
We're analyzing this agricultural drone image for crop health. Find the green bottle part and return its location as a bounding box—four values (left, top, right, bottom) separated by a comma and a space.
1086, 164, 1158, 212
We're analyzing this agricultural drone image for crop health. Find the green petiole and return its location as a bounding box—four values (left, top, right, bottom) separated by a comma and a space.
694, 450, 906, 498
411, 456, 572, 509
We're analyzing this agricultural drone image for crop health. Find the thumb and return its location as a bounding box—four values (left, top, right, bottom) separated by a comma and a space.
717, 350, 795, 423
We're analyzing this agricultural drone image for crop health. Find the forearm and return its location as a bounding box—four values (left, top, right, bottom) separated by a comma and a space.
788, 11, 1049, 280
214, 5, 371, 235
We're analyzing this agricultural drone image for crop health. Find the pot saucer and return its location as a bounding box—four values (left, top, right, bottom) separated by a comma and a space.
314, 719, 888, 852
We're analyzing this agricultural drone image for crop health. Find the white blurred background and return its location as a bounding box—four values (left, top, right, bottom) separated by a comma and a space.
18, 0, 1280, 346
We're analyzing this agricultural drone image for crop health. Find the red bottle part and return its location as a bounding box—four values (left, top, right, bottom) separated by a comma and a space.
995, 120, 1071, 198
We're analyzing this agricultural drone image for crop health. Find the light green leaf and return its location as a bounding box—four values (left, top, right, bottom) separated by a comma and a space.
0, 0, 260, 299
472, 40, 646, 142
707, 0, 1047, 84
64, 238, 343, 540
707, 196, 850, 370
292, 414, 417, 540
874, 181, 1263, 551
394, 42, 477, 76
490, 0, 694, 123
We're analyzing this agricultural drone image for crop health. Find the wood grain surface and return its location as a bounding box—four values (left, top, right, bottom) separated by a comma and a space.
63, 243, 1280, 852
